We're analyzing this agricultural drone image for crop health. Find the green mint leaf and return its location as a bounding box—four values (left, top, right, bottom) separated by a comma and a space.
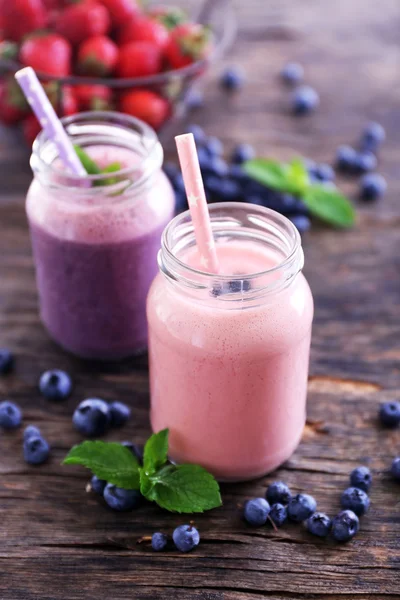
74, 145, 102, 176
244, 158, 290, 193
286, 158, 309, 194
63, 441, 140, 489
303, 184, 355, 228
143, 429, 169, 475
146, 464, 222, 513
101, 162, 122, 187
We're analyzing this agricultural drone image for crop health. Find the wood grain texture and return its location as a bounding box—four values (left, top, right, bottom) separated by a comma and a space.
1, 0, 400, 598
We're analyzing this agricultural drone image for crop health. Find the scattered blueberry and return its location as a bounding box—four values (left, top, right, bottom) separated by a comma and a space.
72, 398, 111, 437
152, 532, 169, 551
23, 435, 50, 465
269, 503, 287, 527
90, 475, 107, 495
306, 512, 332, 538
266, 481, 292, 505
231, 143, 255, 164
360, 121, 386, 153
360, 173, 387, 201
243, 498, 271, 526
205, 136, 224, 157
331, 510, 359, 542
287, 493, 317, 522
281, 62, 304, 85
335, 145, 358, 173
187, 124, 206, 145
109, 401, 131, 427
391, 457, 400, 481
39, 369, 72, 401
227, 279, 251, 293
0, 348, 14, 374
0, 400, 22, 429
350, 466, 372, 493
207, 157, 229, 178
355, 152, 377, 174
163, 162, 179, 183
341, 487, 370, 516
23, 424, 41, 441
309, 163, 335, 182
173, 172, 185, 194
173, 525, 200, 552
229, 164, 249, 183
175, 190, 188, 212
103, 484, 141, 511
379, 401, 400, 427
290, 215, 311, 234
216, 179, 242, 201
186, 89, 204, 110
220, 65, 245, 91
121, 441, 143, 464
291, 86, 319, 115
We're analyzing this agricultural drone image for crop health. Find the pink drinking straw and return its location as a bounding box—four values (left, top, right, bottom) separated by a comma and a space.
14, 67, 86, 177
175, 133, 219, 273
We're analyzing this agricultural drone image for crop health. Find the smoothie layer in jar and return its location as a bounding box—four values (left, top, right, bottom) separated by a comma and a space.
27, 115, 175, 360
147, 204, 313, 481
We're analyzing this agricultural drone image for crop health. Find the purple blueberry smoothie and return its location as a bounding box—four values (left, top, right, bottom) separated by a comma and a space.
26, 113, 175, 360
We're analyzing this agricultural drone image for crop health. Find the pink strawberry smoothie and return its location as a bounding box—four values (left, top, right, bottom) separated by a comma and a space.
27, 143, 175, 360
147, 218, 313, 481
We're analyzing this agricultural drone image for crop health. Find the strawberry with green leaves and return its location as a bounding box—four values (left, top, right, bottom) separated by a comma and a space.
165, 23, 212, 69
1, 0, 48, 42
118, 15, 169, 49
148, 5, 187, 30
22, 114, 42, 146
44, 83, 78, 116
98, 0, 139, 28
20, 33, 72, 77
0, 78, 29, 125
55, 0, 110, 46
77, 35, 119, 76
74, 84, 112, 111
117, 41, 162, 78
119, 89, 170, 130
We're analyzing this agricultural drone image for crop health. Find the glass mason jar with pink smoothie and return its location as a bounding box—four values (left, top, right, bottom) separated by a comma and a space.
26, 112, 175, 360
147, 202, 314, 481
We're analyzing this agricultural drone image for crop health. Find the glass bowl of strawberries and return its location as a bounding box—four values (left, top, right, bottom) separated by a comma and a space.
0, 0, 236, 144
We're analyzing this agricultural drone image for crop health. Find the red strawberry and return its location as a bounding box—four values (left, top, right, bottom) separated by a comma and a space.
119, 89, 170, 130
43, 83, 78, 116
148, 6, 186, 30
55, 0, 110, 46
74, 84, 112, 110
1, 0, 48, 42
77, 35, 118, 76
0, 79, 29, 125
98, 0, 139, 28
117, 41, 162, 78
22, 114, 42, 146
20, 33, 72, 77
165, 23, 212, 69
118, 16, 169, 49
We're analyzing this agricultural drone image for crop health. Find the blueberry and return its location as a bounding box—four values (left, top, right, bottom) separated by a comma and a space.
208, 157, 229, 178
151, 532, 169, 551
205, 136, 223, 157
187, 124, 206, 145
39, 369, 72, 401
243, 498, 270, 526
341, 487, 370, 516
163, 162, 179, 183
198, 147, 213, 172
391, 457, 400, 481
0, 400, 22, 429
186, 89, 203, 110
306, 512, 332, 537
287, 493, 317, 522
218, 179, 242, 201
360, 173, 387, 201
121, 441, 143, 464
269, 503, 287, 527
309, 163, 335, 182
220, 65, 245, 91
379, 401, 400, 427
350, 466, 372, 493
228, 164, 249, 183
72, 398, 111, 437
246, 194, 264, 206
204, 175, 222, 200
291, 86, 319, 115
109, 401, 131, 427
335, 145, 358, 173
0, 348, 14, 374
231, 143, 255, 164
228, 279, 251, 293
331, 510, 359, 542
90, 475, 106, 495
103, 484, 141, 511
175, 190, 188, 212
290, 215, 311, 234
23, 435, 50, 465
173, 172, 185, 194
23, 424, 41, 441
173, 524, 200, 552
360, 121, 386, 153
266, 481, 292, 505
355, 151, 377, 174
281, 62, 304, 85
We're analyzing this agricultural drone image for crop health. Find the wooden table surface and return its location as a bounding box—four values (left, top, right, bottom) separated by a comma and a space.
1, 1, 400, 598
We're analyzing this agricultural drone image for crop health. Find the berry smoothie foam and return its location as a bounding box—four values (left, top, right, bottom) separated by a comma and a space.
147, 204, 314, 481
27, 115, 175, 360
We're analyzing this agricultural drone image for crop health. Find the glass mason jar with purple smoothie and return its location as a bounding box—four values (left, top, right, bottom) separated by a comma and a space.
26, 112, 175, 360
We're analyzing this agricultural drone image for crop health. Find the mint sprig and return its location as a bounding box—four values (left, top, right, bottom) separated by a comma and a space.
63, 429, 222, 514
244, 157, 355, 228
73, 145, 122, 187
